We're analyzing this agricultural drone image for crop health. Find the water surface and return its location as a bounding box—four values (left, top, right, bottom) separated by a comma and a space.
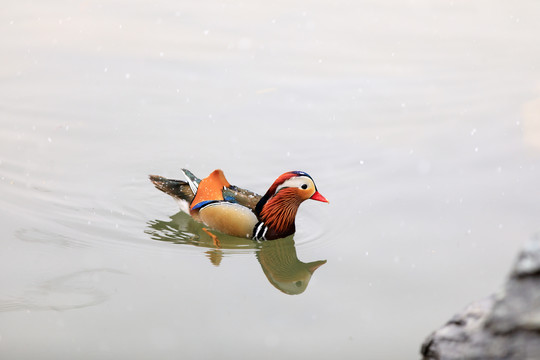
1, 1, 540, 359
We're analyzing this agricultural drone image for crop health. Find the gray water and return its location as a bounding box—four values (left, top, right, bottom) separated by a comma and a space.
1, 1, 540, 359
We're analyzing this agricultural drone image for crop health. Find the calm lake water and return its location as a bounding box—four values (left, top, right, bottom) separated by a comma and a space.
1, 1, 540, 359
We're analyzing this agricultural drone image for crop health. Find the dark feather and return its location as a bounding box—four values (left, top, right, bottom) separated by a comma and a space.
223, 185, 262, 211
149, 175, 195, 203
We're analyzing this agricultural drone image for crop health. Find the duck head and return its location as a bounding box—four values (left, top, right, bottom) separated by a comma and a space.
254, 171, 328, 240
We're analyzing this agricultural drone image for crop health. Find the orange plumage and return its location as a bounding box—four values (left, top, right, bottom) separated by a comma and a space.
190, 169, 231, 211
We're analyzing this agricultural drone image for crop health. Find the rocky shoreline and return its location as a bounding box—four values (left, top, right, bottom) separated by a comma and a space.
421, 235, 540, 360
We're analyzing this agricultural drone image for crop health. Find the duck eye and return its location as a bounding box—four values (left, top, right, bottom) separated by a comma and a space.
301, 184, 308, 190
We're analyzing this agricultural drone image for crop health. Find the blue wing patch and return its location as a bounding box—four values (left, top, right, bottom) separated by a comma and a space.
223, 195, 237, 203
191, 200, 219, 211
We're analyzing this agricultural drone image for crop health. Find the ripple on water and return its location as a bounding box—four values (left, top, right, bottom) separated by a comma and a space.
2, 157, 331, 260
1, 156, 329, 298
292, 206, 333, 251
0, 269, 125, 313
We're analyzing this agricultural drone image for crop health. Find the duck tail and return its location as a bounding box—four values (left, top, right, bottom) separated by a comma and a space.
149, 175, 195, 204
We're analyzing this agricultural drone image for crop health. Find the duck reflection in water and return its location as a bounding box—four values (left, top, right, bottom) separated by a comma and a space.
146, 212, 326, 295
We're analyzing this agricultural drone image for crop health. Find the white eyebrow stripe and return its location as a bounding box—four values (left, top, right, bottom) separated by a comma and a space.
275, 176, 313, 193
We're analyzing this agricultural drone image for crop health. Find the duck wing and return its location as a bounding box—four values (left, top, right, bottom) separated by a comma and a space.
223, 185, 262, 211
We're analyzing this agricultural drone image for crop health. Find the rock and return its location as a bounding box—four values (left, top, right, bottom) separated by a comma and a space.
421, 235, 540, 360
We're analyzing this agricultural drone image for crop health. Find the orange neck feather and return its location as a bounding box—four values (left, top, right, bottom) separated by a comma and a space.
259, 188, 302, 238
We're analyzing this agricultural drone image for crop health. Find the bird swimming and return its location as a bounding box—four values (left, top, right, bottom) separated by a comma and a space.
149, 169, 328, 240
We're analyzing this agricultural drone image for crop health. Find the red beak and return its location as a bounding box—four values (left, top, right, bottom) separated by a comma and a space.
310, 191, 329, 203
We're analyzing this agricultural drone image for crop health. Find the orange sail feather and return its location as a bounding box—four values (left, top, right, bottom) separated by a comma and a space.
190, 169, 231, 211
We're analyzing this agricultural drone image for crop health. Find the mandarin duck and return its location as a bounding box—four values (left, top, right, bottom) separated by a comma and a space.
149, 169, 328, 240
